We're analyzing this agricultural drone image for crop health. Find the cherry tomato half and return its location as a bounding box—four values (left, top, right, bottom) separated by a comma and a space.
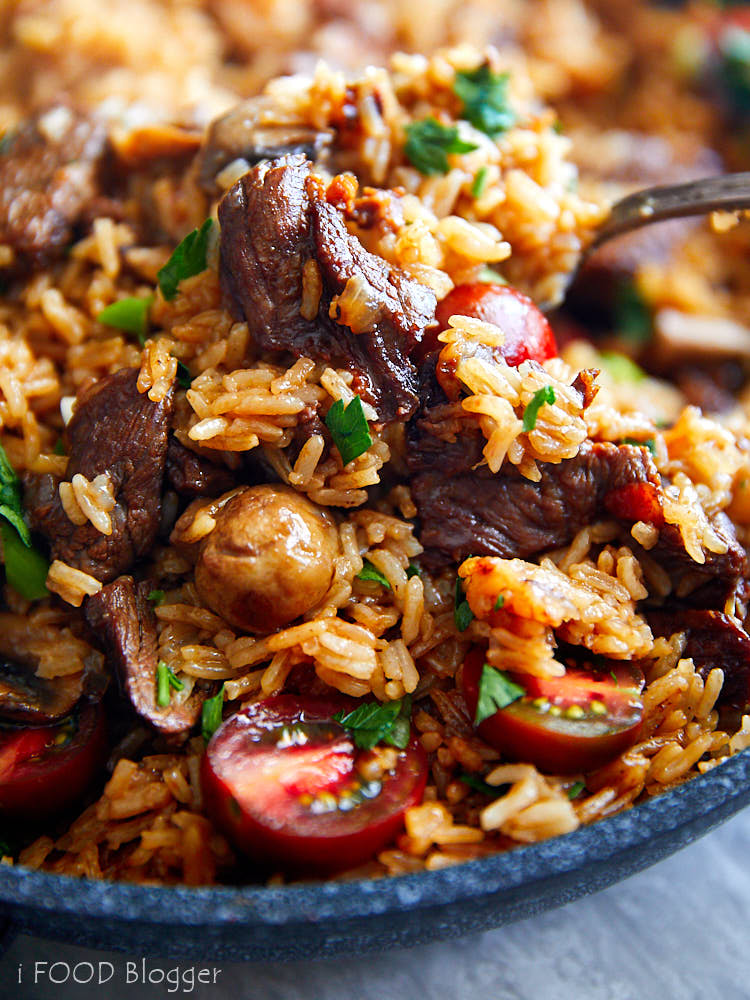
461, 650, 644, 774
429, 283, 558, 366
0, 701, 107, 818
202, 696, 428, 875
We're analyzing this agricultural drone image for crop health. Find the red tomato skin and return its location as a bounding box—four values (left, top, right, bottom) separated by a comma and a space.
431, 283, 557, 366
461, 651, 643, 775
0, 702, 107, 818
202, 696, 428, 875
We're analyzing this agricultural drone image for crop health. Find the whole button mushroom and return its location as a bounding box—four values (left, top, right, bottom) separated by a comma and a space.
195, 485, 338, 633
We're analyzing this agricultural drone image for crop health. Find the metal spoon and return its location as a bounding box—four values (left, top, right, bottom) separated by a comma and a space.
545, 171, 750, 311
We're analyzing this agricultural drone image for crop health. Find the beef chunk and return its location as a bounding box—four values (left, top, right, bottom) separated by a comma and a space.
0, 105, 107, 268
166, 437, 236, 499
648, 609, 750, 708
198, 98, 333, 195
86, 576, 203, 734
651, 514, 746, 609
218, 154, 436, 421
25, 367, 173, 582
409, 440, 659, 563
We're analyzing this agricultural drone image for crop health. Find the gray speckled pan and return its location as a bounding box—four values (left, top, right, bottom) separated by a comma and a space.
0, 749, 748, 961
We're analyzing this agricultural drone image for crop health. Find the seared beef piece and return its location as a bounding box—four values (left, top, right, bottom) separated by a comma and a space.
651, 514, 746, 609
672, 361, 745, 415
197, 98, 333, 195
0, 105, 108, 268
86, 576, 203, 734
25, 368, 173, 582
648, 609, 750, 708
409, 441, 659, 563
218, 155, 436, 421
166, 437, 235, 499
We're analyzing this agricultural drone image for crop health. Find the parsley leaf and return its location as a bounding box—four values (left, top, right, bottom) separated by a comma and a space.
471, 165, 489, 198
614, 282, 652, 344
158, 219, 214, 301
324, 395, 372, 466
201, 684, 225, 742
156, 660, 184, 708
357, 559, 391, 589
599, 351, 646, 383
97, 295, 153, 345
147, 589, 165, 605
522, 385, 556, 432
459, 773, 509, 798
622, 437, 656, 456
176, 360, 192, 390
475, 664, 525, 725
719, 25, 750, 118
406, 563, 421, 579
568, 780, 586, 800
0, 520, 48, 601
0, 442, 30, 545
334, 697, 412, 751
454, 576, 474, 632
453, 65, 516, 137
53, 439, 66, 456
404, 118, 479, 176
493, 593, 505, 611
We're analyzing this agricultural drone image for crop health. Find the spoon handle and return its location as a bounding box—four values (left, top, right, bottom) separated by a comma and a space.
591, 171, 750, 249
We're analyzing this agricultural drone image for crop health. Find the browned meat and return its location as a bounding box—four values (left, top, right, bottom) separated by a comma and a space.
0, 105, 107, 268
409, 440, 659, 563
197, 98, 333, 195
218, 154, 437, 421
86, 576, 203, 734
25, 368, 173, 582
672, 362, 745, 414
651, 514, 746, 609
166, 437, 236, 499
648, 609, 750, 708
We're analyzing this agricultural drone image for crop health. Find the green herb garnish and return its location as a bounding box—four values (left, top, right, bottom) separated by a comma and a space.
404, 118, 479, 176
477, 266, 506, 284
493, 593, 505, 611
324, 395, 372, 466
622, 437, 656, 456
471, 165, 489, 198
599, 351, 646, 383
156, 660, 184, 708
176, 360, 192, 390
522, 385, 556, 432
719, 25, 750, 117
97, 295, 153, 345
459, 773, 508, 798
406, 563, 421, 579
454, 576, 474, 632
334, 697, 412, 751
53, 439, 66, 456
568, 780, 586, 800
147, 589, 165, 605
453, 65, 516, 137
475, 664, 525, 725
614, 282, 652, 344
0, 442, 48, 599
157, 219, 214, 301
201, 684, 225, 742
357, 559, 391, 589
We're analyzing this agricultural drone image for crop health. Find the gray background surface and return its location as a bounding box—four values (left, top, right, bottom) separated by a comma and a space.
0, 807, 748, 1000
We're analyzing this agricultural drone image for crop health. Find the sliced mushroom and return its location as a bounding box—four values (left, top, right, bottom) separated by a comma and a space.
653, 308, 750, 364
85, 575, 205, 735
0, 659, 83, 724
197, 96, 333, 195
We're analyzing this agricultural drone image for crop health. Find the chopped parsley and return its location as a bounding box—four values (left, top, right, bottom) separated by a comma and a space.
522, 385, 556, 432
53, 438, 66, 456
357, 559, 391, 589
459, 773, 508, 798
176, 360, 192, 390
157, 219, 214, 301
454, 576, 474, 632
493, 593, 505, 611
97, 295, 153, 345
471, 165, 489, 198
406, 563, 422, 579
201, 684, 225, 742
567, 780, 586, 800
147, 589, 165, 605
475, 664, 525, 726
599, 351, 646, 383
453, 65, 516, 138
404, 118, 478, 176
324, 395, 372, 466
0, 442, 48, 600
622, 437, 656, 456
477, 266, 506, 284
719, 24, 750, 118
334, 697, 412, 751
614, 282, 652, 344
156, 661, 170, 708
